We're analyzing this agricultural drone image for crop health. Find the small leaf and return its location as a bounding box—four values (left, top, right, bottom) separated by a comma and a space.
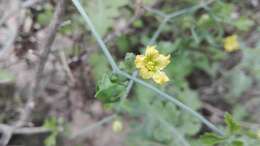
0, 69, 15, 82
228, 71, 252, 97
200, 133, 225, 146
152, 122, 172, 143
231, 140, 244, 146
119, 53, 136, 73
84, 0, 129, 36
133, 19, 143, 28
37, 4, 53, 26
116, 35, 129, 53
95, 74, 126, 103
224, 113, 241, 134
234, 17, 254, 31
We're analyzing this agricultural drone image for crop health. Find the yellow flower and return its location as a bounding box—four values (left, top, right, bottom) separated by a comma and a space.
135, 46, 170, 85
224, 35, 240, 52
112, 119, 123, 133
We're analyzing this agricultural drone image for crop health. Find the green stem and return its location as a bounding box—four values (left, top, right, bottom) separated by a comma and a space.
72, 0, 119, 72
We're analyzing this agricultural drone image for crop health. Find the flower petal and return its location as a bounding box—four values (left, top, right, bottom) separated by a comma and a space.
139, 67, 154, 79
145, 45, 159, 58
156, 54, 171, 70
152, 71, 169, 85
135, 55, 145, 68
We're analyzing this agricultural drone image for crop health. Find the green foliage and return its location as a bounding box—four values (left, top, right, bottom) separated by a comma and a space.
201, 114, 260, 146
116, 35, 130, 53
83, 0, 129, 36
200, 133, 225, 145
224, 113, 241, 134
37, 4, 53, 26
119, 52, 136, 73
0, 69, 15, 82
43, 117, 60, 146
88, 53, 110, 80
95, 73, 126, 103
234, 17, 255, 31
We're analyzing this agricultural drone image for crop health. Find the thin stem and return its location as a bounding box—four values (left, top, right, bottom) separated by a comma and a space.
143, 6, 168, 18
148, 17, 169, 45
120, 71, 138, 102
72, 0, 119, 72
166, 0, 217, 19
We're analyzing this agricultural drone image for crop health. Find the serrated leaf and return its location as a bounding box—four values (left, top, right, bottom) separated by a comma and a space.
84, 0, 129, 36
234, 17, 254, 31
200, 133, 225, 146
231, 140, 244, 146
179, 113, 201, 135
152, 122, 172, 143
228, 71, 252, 97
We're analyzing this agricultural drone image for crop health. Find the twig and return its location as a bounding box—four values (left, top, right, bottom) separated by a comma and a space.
0, 0, 66, 145
13, 126, 50, 135
70, 114, 116, 139
59, 50, 76, 84
0, 27, 17, 59
17, 0, 66, 128
0, 0, 46, 26
0, 124, 50, 135
142, 6, 168, 18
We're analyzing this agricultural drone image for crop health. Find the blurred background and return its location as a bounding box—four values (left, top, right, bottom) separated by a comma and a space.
0, 0, 259, 146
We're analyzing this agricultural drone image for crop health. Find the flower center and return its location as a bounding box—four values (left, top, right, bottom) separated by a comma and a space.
145, 61, 157, 71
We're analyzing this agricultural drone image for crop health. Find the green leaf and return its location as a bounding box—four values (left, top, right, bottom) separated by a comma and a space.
119, 53, 136, 73
84, 0, 129, 36
37, 4, 53, 26
43, 117, 59, 146
44, 132, 58, 146
152, 122, 172, 143
95, 74, 126, 103
231, 140, 244, 146
132, 19, 143, 28
200, 133, 225, 146
88, 53, 110, 80
116, 35, 129, 53
212, 2, 234, 23
234, 17, 254, 31
224, 113, 241, 134
0, 69, 15, 82
228, 71, 252, 97
179, 113, 201, 135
